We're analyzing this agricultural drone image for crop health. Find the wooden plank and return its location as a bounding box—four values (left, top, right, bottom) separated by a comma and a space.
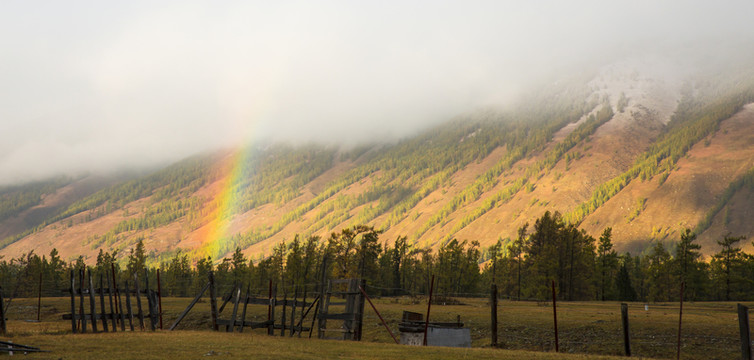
147, 289, 159, 331
63, 313, 117, 321
218, 284, 236, 314
290, 287, 297, 337
79, 269, 86, 333
69, 270, 75, 333
227, 286, 241, 332
298, 287, 306, 337
169, 281, 209, 331
296, 295, 319, 338
88, 270, 98, 333
114, 275, 125, 331
106, 270, 116, 331
99, 274, 108, 332
111, 263, 122, 331
145, 270, 156, 331
124, 280, 135, 331
134, 273, 145, 331
322, 313, 357, 321
343, 279, 356, 340
238, 286, 250, 333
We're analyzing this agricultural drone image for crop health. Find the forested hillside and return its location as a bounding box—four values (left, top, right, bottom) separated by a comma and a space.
2, 59, 754, 275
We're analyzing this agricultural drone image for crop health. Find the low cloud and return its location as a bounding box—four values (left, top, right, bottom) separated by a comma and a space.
1, 1, 753, 184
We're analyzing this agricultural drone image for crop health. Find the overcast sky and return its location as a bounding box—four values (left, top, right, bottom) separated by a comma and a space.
1, 1, 753, 185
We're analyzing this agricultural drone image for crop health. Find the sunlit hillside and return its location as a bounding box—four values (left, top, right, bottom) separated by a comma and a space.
2, 58, 754, 264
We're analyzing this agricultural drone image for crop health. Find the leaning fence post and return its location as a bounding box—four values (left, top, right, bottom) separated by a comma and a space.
738, 304, 751, 360
491, 283, 498, 347
552, 280, 559, 353
621, 303, 631, 357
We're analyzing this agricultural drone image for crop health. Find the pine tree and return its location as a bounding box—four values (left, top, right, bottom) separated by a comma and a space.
711, 234, 746, 300
596, 227, 618, 300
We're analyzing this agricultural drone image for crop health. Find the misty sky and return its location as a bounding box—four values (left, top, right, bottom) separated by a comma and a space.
1, 1, 753, 185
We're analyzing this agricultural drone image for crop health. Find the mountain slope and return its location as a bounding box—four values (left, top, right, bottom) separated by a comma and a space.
3, 59, 754, 264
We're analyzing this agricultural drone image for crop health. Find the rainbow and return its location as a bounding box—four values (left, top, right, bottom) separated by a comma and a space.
195, 146, 252, 260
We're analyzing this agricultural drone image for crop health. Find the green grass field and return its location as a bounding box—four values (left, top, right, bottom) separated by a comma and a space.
1, 296, 748, 359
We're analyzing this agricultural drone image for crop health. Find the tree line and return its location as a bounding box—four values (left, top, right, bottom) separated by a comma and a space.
1, 211, 752, 303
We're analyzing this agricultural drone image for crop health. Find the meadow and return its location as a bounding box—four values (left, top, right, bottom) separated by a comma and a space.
2, 296, 747, 359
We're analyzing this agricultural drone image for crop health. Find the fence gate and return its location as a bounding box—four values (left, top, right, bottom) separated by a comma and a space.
318, 279, 365, 341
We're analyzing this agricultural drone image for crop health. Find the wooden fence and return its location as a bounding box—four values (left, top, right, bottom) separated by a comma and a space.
64, 267, 160, 333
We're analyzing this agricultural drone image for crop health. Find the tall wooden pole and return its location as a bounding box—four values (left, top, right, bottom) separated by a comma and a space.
621, 303, 631, 356
738, 304, 751, 360
491, 283, 498, 347
156, 269, 163, 330
552, 280, 559, 353
0, 287, 7, 334
36, 271, 42, 322
676, 281, 685, 360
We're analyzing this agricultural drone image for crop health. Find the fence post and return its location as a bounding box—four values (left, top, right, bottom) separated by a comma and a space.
738, 304, 751, 360
157, 269, 163, 330
0, 287, 6, 334
208, 271, 218, 331
268, 280, 274, 336
124, 280, 135, 331
37, 271, 42, 322
106, 270, 116, 332
317, 257, 328, 339
491, 283, 498, 347
79, 269, 86, 333
357, 279, 366, 341
69, 270, 76, 333
99, 274, 108, 332
677, 281, 684, 360
134, 273, 145, 330
423, 274, 435, 346
111, 263, 121, 330
88, 269, 98, 333
552, 280, 559, 353
281, 292, 287, 337
621, 303, 631, 357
